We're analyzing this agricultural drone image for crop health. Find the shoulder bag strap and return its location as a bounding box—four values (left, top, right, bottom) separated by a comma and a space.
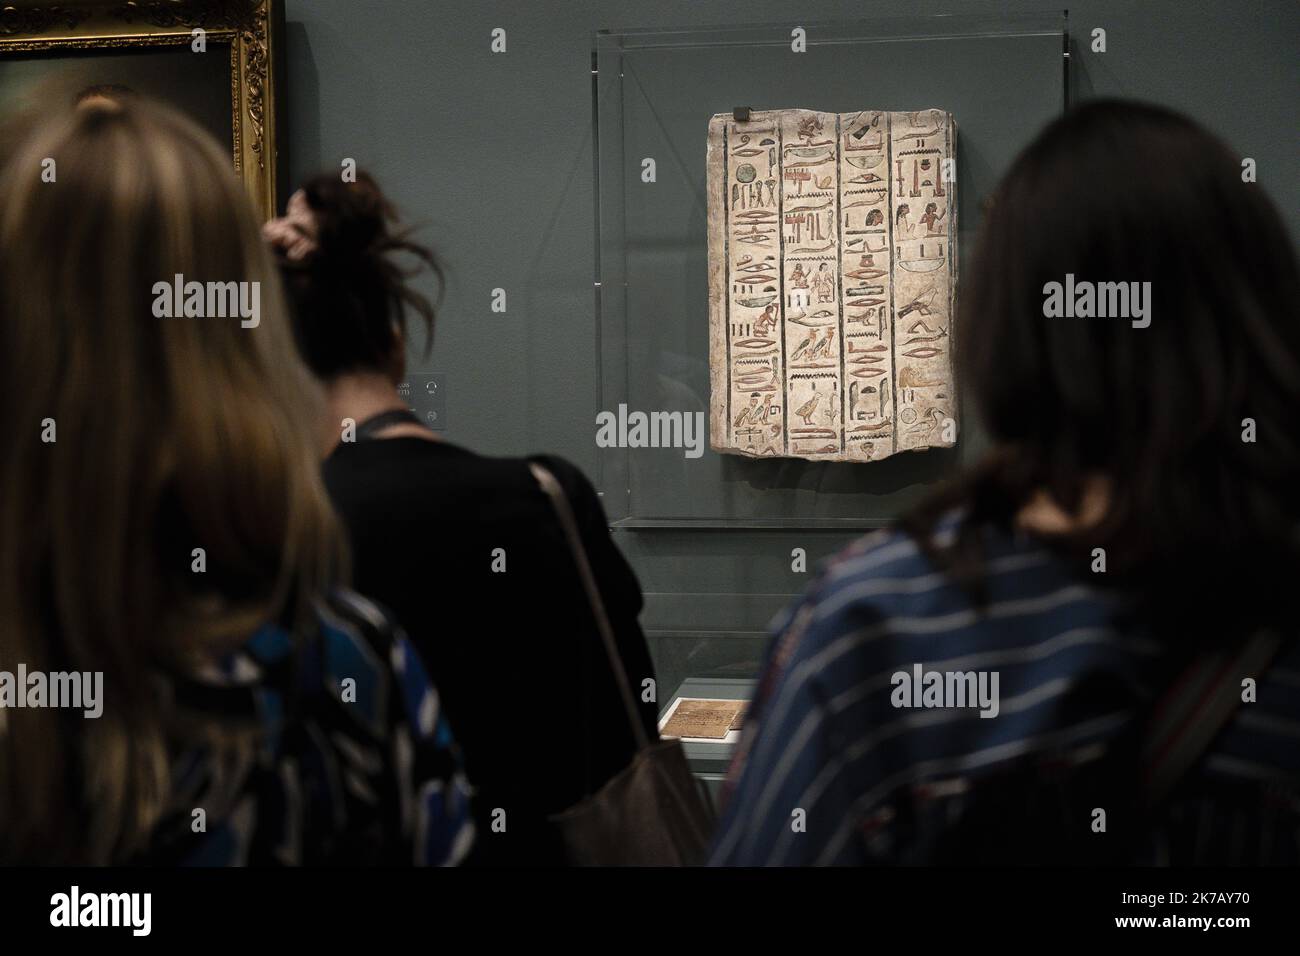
528, 462, 650, 751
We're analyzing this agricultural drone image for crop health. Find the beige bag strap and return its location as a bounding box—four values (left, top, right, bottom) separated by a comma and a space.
529, 462, 651, 751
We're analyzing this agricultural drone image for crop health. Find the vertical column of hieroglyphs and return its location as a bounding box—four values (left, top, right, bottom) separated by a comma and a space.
720, 114, 784, 456
707, 115, 728, 452
838, 110, 894, 461
888, 109, 956, 453
705, 116, 729, 452
780, 109, 841, 459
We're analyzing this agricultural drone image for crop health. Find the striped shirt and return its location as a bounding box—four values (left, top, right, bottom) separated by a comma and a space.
710, 520, 1300, 866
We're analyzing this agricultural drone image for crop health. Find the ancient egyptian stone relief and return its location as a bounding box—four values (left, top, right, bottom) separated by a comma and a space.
707, 108, 957, 461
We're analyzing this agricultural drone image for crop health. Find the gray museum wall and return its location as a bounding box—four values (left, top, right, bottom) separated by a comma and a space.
281, 0, 1299, 693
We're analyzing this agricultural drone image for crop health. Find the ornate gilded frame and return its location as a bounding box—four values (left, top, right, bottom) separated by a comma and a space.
0, 0, 284, 219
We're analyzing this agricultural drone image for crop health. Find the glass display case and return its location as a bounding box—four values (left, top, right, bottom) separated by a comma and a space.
592, 12, 1070, 779
594, 11, 1068, 526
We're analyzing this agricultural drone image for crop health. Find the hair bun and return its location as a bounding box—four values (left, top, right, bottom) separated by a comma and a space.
276, 168, 441, 383
302, 173, 394, 268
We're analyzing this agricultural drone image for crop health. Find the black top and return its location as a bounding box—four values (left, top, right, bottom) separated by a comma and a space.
323, 437, 659, 866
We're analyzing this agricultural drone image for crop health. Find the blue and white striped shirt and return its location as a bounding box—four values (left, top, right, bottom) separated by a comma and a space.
710, 520, 1300, 865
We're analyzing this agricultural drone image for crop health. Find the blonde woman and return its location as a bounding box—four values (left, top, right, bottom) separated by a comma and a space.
0, 100, 473, 865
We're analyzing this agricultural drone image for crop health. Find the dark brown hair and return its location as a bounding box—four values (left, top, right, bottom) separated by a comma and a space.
277, 171, 442, 379
903, 99, 1300, 644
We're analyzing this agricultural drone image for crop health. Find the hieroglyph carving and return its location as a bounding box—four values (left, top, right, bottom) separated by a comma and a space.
707, 108, 957, 461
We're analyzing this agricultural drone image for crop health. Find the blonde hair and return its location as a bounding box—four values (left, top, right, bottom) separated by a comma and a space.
0, 100, 344, 862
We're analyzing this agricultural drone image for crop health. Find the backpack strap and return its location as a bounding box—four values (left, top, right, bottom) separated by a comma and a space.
1141, 630, 1283, 807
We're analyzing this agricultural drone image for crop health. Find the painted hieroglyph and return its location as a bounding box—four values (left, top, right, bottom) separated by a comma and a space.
707, 108, 957, 461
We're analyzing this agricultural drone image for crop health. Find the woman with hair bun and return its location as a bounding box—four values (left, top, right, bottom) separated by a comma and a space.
266, 171, 659, 867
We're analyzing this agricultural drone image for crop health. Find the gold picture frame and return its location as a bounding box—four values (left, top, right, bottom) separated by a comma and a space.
0, 0, 284, 219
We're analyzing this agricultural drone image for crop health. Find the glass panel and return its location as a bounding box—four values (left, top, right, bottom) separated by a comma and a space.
594, 12, 1067, 527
